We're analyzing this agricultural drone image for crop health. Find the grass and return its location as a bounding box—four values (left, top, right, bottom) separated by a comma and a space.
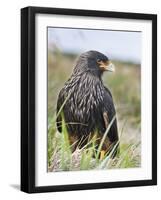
47, 51, 141, 172
48, 115, 140, 172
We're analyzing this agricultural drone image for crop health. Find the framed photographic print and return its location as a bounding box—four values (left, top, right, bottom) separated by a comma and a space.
21, 6, 157, 193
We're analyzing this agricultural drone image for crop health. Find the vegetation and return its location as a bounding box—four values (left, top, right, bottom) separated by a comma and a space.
48, 51, 141, 172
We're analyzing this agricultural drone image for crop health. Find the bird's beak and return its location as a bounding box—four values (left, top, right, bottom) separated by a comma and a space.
105, 62, 115, 72
98, 61, 115, 72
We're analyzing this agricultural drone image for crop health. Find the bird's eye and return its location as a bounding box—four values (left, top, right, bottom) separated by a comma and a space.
97, 59, 102, 63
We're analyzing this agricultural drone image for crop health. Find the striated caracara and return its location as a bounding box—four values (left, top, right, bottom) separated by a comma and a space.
56, 50, 119, 158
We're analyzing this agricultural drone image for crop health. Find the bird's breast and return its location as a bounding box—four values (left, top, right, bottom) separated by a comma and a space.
65, 79, 105, 121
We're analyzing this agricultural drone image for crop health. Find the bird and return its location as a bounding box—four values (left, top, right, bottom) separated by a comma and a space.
56, 50, 119, 158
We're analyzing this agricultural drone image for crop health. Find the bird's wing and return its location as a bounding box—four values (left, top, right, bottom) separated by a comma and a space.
56, 89, 64, 133
102, 88, 119, 143
104, 86, 113, 98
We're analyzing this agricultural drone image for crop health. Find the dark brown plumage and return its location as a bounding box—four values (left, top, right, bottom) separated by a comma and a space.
56, 50, 119, 156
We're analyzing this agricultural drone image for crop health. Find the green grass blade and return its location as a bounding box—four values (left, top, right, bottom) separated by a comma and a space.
96, 115, 116, 160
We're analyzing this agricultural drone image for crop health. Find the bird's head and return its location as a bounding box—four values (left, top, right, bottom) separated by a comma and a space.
73, 50, 115, 77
